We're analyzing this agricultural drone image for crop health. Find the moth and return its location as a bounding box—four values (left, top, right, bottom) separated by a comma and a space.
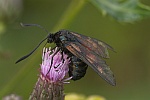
16, 23, 116, 86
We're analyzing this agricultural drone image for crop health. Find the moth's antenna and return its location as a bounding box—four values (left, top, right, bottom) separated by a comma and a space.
15, 37, 48, 64
16, 23, 50, 64
20, 23, 49, 34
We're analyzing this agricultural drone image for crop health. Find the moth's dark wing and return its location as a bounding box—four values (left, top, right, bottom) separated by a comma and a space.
70, 32, 114, 58
64, 42, 116, 86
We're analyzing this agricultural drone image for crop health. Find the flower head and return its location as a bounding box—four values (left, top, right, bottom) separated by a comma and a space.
40, 47, 70, 83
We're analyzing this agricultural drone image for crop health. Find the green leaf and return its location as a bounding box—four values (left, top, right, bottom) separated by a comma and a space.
90, 0, 150, 22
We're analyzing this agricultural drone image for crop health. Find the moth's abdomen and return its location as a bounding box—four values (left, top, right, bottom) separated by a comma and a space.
69, 56, 88, 80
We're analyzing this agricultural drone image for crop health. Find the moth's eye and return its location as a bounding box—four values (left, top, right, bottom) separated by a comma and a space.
47, 38, 53, 43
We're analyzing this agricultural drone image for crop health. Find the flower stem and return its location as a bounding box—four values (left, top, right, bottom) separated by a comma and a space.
29, 75, 64, 100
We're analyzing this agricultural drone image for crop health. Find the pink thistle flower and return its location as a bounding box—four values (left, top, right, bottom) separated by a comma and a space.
30, 47, 71, 99
40, 47, 70, 83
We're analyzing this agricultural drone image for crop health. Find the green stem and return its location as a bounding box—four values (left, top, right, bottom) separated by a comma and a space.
0, 0, 86, 98
53, 0, 86, 31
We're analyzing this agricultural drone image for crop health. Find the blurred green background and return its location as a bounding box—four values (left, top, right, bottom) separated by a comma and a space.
0, 0, 150, 100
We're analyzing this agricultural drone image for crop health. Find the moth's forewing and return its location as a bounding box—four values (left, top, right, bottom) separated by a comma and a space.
65, 41, 116, 86
70, 32, 114, 58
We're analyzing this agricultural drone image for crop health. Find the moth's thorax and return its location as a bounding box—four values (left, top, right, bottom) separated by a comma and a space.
53, 30, 68, 46
59, 30, 76, 42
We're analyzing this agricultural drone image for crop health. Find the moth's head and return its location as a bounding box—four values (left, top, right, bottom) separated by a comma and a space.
47, 33, 54, 43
